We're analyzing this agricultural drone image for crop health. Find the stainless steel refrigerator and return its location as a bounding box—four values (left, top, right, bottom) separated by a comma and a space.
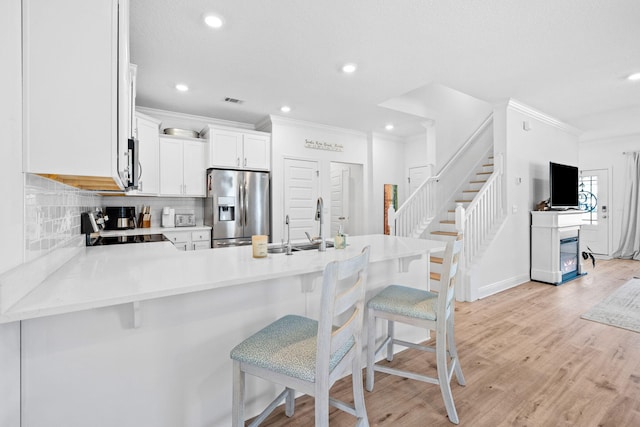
205, 168, 270, 248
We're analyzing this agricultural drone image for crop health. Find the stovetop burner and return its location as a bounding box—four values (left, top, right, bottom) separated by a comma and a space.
88, 233, 169, 246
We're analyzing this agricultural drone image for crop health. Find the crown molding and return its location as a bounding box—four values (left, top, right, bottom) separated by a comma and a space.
268, 115, 367, 138
506, 99, 582, 136
136, 106, 255, 130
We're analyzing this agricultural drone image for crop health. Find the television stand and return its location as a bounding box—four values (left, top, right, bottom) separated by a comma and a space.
531, 210, 585, 285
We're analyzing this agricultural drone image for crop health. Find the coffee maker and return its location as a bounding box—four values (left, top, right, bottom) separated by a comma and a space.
104, 206, 137, 229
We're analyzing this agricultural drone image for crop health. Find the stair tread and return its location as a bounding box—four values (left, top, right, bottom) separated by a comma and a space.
431, 231, 458, 236
430, 272, 441, 281
463, 189, 479, 193
431, 256, 443, 264
477, 172, 492, 175
483, 163, 494, 167
440, 220, 455, 224
455, 199, 472, 203
470, 180, 487, 183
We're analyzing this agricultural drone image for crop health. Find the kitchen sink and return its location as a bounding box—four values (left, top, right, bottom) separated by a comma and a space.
267, 241, 334, 254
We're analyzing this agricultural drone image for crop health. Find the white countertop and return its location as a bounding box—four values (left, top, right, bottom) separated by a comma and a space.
0, 235, 445, 323
99, 225, 211, 236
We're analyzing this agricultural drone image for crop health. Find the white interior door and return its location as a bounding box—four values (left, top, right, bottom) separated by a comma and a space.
283, 158, 320, 241
330, 166, 350, 236
579, 169, 609, 256
408, 165, 430, 196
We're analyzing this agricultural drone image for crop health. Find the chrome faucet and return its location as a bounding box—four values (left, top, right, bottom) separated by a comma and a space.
285, 214, 292, 255
315, 197, 326, 251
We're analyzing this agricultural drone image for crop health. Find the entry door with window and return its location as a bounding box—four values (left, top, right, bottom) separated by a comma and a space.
579, 169, 609, 256
284, 158, 320, 241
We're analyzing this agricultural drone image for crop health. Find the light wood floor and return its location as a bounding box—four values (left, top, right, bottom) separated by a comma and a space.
253, 259, 640, 426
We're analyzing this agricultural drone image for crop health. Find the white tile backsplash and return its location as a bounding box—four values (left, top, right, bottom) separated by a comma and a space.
24, 174, 100, 262
102, 196, 204, 228
23, 174, 206, 262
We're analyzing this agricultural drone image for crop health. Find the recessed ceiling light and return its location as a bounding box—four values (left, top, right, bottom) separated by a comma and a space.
280, 105, 291, 113
175, 83, 189, 92
385, 124, 394, 131
627, 72, 640, 81
342, 63, 357, 74
204, 14, 224, 29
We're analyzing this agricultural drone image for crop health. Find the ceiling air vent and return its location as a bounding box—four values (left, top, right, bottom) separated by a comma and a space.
224, 97, 243, 104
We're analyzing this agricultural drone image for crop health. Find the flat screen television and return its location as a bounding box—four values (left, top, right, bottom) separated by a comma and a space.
549, 162, 579, 210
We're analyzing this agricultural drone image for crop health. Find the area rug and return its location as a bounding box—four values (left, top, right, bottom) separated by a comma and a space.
581, 278, 640, 333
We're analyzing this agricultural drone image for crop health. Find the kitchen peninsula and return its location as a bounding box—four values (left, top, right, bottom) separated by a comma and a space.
0, 234, 444, 426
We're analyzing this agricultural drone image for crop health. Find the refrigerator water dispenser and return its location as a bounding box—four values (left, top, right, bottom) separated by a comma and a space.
218, 197, 235, 221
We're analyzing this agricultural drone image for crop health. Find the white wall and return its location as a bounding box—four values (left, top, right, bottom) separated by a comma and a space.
579, 133, 640, 256
269, 116, 370, 241
0, 0, 23, 424
471, 101, 580, 299
370, 133, 407, 234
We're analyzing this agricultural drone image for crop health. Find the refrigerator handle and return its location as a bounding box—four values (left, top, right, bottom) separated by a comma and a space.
238, 182, 243, 227
244, 182, 248, 225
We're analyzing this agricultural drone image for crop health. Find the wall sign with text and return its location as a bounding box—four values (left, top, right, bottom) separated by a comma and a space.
304, 139, 344, 152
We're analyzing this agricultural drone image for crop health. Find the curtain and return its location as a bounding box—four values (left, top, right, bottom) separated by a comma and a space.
613, 152, 640, 260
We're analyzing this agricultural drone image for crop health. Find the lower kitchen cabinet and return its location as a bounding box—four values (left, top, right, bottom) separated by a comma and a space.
163, 229, 211, 251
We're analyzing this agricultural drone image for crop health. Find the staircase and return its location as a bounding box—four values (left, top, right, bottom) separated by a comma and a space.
390, 114, 506, 301
428, 157, 495, 291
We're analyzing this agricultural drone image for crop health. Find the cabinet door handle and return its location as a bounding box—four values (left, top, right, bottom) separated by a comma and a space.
244, 158, 247, 167
237, 157, 240, 167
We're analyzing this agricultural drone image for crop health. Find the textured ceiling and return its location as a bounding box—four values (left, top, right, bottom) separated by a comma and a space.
131, 0, 640, 139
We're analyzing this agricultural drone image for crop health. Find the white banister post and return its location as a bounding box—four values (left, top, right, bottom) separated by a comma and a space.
387, 205, 396, 236
454, 203, 465, 232
454, 203, 469, 302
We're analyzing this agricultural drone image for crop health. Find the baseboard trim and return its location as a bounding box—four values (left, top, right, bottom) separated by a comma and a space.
477, 273, 530, 300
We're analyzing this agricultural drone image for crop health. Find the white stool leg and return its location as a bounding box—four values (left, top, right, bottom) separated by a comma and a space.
315, 380, 330, 427
447, 314, 466, 386
366, 308, 376, 392
436, 325, 459, 424
285, 387, 295, 417
232, 360, 245, 427
386, 319, 394, 361
351, 357, 369, 426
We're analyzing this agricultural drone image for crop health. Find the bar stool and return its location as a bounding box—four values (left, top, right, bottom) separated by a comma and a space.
230, 246, 371, 427
365, 234, 465, 424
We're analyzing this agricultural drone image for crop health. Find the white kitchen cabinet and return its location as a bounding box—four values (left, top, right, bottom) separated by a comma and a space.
22, 0, 131, 191
202, 126, 270, 171
132, 112, 161, 195
163, 229, 211, 251
191, 230, 212, 250
159, 136, 206, 197
163, 231, 189, 251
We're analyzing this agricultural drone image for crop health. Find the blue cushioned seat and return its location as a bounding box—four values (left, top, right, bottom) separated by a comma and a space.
230, 314, 354, 383
367, 285, 438, 321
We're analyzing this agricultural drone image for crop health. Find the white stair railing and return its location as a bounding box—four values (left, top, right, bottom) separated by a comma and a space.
393, 176, 438, 238
393, 114, 493, 239
462, 152, 505, 270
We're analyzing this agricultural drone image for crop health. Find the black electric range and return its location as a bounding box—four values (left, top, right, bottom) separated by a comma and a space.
87, 233, 169, 246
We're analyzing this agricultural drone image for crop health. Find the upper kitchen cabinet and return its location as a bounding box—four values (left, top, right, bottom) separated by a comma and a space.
22, 0, 133, 191
159, 135, 206, 197
131, 112, 161, 195
202, 126, 271, 171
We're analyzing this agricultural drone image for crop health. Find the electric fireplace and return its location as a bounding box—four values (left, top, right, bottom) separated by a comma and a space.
559, 236, 579, 282
531, 211, 585, 285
